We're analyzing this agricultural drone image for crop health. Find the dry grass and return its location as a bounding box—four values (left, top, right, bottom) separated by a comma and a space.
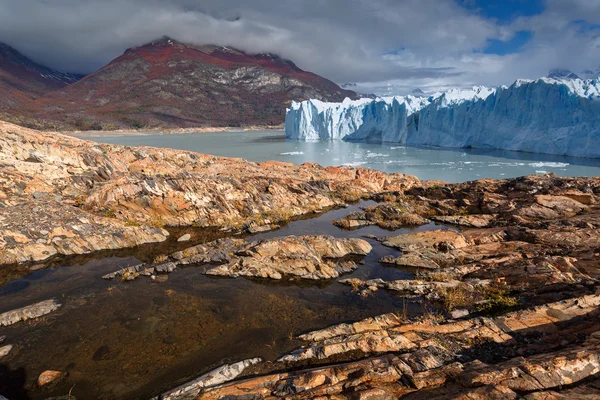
148, 215, 166, 228
124, 219, 141, 227
152, 254, 168, 264
102, 208, 117, 218
439, 281, 519, 315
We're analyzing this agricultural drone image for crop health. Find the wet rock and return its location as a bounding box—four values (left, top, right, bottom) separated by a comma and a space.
160, 358, 262, 400
37, 370, 65, 387
172, 238, 248, 265
92, 345, 112, 361
206, 236, 372, 280
154, 262, 177, 274
103, 262, 176, 281
0, 299, 61, 327
246, 221, 279, 234
102, 264, 146, 280
151, 275, 169, 283
0, 345, 12, 358
177, 233, 191, 242
334, 203, 428, 230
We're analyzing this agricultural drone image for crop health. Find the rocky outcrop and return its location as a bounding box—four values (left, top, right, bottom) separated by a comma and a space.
0, 299, 61, 327
100, 236, 372, 282
198, 295, 600, 399
202, 236, 372, 280
159, 358, 262, 400
186, 174, 600, 399
334, 203, 428, 230
0, 200, 168, 265
0, 121, 417, 267
339, 277, 491, 300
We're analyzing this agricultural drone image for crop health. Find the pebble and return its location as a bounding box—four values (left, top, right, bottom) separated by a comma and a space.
37, 370, 65, 386
0, 345, 13, 358
177, 233, 191, 242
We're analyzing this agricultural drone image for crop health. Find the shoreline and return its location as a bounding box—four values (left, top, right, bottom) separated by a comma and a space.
63, 124, 285, 138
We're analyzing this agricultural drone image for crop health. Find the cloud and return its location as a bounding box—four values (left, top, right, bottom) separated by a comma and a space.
0, 0, 599, 95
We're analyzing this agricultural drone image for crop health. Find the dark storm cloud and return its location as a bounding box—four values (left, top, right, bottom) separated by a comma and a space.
1, 0, 599, 94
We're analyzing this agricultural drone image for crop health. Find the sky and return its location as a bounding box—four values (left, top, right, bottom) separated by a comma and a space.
1, 0, 599, 95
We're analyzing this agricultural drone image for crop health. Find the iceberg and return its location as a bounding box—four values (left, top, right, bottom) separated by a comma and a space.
285, 77, 600, 158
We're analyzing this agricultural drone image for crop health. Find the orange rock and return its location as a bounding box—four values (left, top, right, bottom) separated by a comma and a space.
37, 370, 64, 386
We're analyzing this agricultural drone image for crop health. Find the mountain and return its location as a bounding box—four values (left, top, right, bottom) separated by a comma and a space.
411, 88, 426, 96
28, 37, 355, 129
286, 76, 600, 158
580, 67, 600, 79
0, 42, 82, 109
547, 68, 580, 80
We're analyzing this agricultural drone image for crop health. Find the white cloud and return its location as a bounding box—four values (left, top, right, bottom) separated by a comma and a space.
0, 0, 599, 95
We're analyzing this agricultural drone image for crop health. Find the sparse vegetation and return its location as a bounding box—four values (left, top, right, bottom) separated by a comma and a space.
438, 281, 519, 316
152, 255, 168, 264
148, 215, 166, 228
103, 208, 117, 218
124, 219, 141, 227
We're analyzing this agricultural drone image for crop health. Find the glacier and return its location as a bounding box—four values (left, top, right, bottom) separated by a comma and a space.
285, 77, 600, 158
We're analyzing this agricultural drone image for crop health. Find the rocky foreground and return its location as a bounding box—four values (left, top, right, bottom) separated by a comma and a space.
189, 175, 600, 399
0, 121, 599, 399
0, 120, 416, 268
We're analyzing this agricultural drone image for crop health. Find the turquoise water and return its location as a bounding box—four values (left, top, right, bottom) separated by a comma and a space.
87, 130, 600, 182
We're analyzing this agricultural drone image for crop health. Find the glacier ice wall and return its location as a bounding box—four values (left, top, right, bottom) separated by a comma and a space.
411, 79, 600, 158
285, 78, 600, 158
285, 96, 433, 142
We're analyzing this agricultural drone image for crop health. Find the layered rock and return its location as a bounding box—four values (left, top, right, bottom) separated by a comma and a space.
0, 299, 61, 327
205, 236, 372, 280
333, 203, 428, 230
99, 235, 372, 282
197, 295, 600, 399
0, 121, 417, 266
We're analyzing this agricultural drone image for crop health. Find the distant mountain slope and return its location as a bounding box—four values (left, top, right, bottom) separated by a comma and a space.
29, 37, 355, 129
0, 42, 82, 109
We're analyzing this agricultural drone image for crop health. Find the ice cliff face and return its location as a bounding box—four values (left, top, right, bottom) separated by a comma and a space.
285, 77, 600, 158
285, 96, 433, 141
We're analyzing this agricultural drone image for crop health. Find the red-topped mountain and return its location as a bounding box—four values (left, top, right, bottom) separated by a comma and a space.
30, 37, 356, 129
0, 42, 82, 109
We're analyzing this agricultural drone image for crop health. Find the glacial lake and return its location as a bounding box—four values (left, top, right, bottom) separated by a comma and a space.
86, 130, 600, 182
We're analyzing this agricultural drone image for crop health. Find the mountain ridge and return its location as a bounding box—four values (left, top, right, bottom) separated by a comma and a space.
0, 37, 356, 130
0, 42, 83, 109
